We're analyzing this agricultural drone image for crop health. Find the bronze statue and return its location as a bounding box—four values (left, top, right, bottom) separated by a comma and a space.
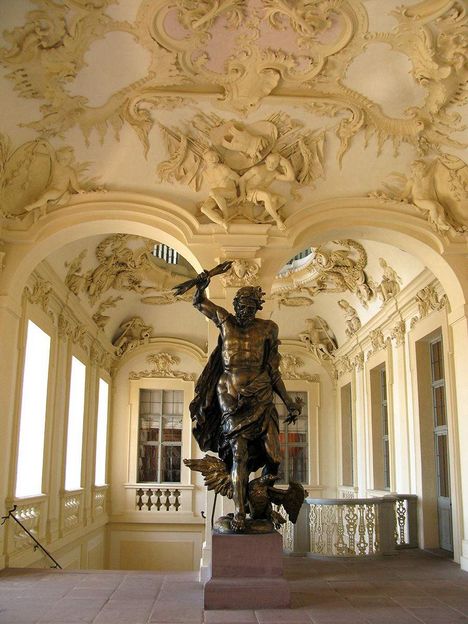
177, 263, 305, 533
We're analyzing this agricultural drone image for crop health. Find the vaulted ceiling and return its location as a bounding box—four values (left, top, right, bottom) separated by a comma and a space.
1, 0, 467, 353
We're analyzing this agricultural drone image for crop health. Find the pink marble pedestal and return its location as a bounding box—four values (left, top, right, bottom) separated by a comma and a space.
204, 531, 290, 610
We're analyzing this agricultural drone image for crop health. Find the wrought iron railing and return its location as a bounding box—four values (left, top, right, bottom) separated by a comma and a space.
1, 505, 62, 569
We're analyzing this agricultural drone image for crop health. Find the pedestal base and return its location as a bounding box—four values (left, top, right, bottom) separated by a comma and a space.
204, 531, 290, 610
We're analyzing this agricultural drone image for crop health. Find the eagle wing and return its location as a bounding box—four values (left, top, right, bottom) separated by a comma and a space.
183, 455, 233, 499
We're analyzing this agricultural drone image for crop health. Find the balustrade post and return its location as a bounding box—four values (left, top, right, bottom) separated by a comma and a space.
379, 496, 397, 555
292, 503, 310, 555
406, 495, 419, 548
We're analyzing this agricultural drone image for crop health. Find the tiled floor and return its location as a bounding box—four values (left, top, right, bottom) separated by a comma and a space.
1, 550, 468, 624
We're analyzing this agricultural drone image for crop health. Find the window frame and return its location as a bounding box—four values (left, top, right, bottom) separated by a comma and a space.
14, 317, 53, 499
129, 377, 194, 486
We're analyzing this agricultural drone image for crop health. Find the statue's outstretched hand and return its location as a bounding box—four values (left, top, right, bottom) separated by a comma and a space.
284, 396, 303, 425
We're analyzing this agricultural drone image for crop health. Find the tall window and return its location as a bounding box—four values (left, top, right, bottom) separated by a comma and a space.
341, 383, 353, 486
370, 363, 390, 491
15, 321, 51, 497
138, 389, 183, 483
431, 338, 449, 499
94, 378, 109, 486
64, 356, 86, 490
380, 368, 390, 490
275, 391, 308, 484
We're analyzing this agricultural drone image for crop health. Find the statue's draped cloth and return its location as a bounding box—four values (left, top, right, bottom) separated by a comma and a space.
189, 335, 281, 473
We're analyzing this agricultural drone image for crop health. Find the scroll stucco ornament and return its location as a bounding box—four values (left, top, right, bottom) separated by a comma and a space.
415, 285, 448, 319
157, 112, 325, 228
92, 295, 124, 329
278, 353, 319, 382
220, 259, 260, 287
129, 352, 196, 381
376, 155, 468, 235
112, 317, 153, 357
0, 136, 100, 220
272, 240, 374, 307
391, 320, 406, 347
369, 329, 385, 355
2, 0, 467, 168
299, 317, 338, 362
338, 299, 361, 337
64, 235, 195, 306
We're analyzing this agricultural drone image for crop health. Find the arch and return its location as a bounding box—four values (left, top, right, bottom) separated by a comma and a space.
0, 194, 204, 308
264, 198, 467, 310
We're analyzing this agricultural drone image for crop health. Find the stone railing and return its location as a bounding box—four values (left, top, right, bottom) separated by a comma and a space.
6, 496, 47, 554
124, 484, 194, 515
306, 494, 418, 557
61, 490, 83, 534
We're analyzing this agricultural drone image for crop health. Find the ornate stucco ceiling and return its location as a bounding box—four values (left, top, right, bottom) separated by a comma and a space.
1, 0, 467, 354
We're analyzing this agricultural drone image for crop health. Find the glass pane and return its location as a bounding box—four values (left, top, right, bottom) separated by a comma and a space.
431, 340, 444, 382
433, 385, 446, 427
287, 446, 308, 483
162, 415, 182, 442
274, 391, 308, 484
65, 357, 86, 490
341, 383, 353, 486
95, 378, 109, 486
138, 444, 159, 482
380, 369, 387, 400
161, 445, 181, 482
383, 438, 390, 490
436, 434, 449, 498
15, 321, 51, 497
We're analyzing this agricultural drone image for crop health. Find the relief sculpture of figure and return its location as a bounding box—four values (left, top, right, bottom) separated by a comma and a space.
239, 152, 295, 230
176, 263, 305, 533
200, 149, 240, 230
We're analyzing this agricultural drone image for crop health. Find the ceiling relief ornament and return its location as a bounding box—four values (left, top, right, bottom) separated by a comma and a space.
64, 235, 195, 307
92, 295, 124, 330
24, 279, 52, 312
299, 317, 338, 362
1, 0, 466, 170
410, 284, 448, 327
129, 351, 196, 381
390, 320, 406, 347
0, 136, 101, 221
338, 299, 361, 337
273, 240, 374, 307
374, 154, 468, 235
143, 0, 365, 114
305, 1, 468, 162
373, 258, 402, 304
112, 317, 153, 357
366, 328, 386, 359
157, 112, 325, 229
219, 259, 260, 287
278, 353, 318, 382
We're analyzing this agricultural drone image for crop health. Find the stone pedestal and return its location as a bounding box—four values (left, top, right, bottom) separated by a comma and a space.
204, 531, 290, 610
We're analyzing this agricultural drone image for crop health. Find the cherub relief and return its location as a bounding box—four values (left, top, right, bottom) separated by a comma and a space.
113, 317, 153, 357
375, 258, 402, 303
381, 155, 468, 235
0, 136, 98, 220
338, 299, 361, 337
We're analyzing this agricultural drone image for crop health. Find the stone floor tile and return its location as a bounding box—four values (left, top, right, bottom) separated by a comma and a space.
148, 602, 203, 623
406, 606, 468, 623
327, 581, 380, 596
92, 599, 155, 624
203, 609, 258, 623
37, 597, 108, 623
255, 607, 312, 622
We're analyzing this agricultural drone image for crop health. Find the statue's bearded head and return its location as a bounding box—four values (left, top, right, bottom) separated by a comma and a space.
233, 286, 265, 326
